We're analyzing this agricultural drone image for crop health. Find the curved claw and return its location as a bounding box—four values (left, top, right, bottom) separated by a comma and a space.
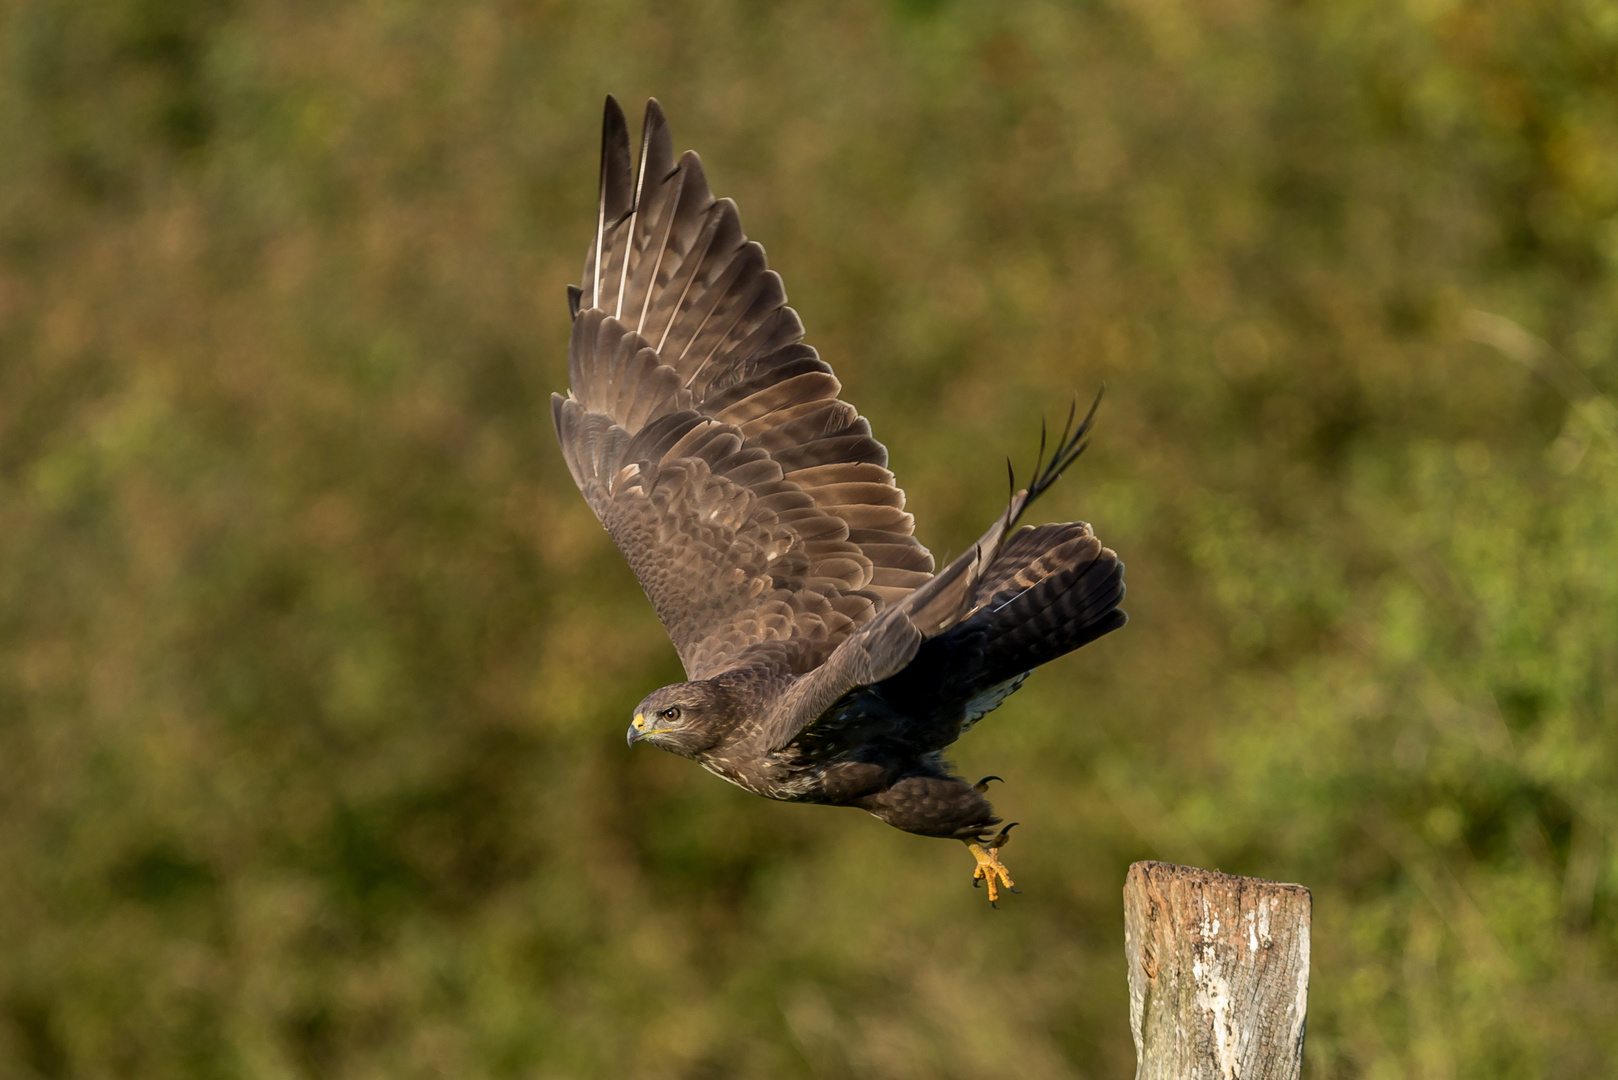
973, 775, 1004, 793
966, 824, 1021, 905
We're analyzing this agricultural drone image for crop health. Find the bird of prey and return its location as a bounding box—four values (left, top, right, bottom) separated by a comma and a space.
553, 98, 1126, 904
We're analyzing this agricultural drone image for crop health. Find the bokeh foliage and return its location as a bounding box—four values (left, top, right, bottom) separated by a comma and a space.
2, 0, 1615, 1076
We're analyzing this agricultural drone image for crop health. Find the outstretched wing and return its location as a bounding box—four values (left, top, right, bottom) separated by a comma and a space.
552, 98, 934, 681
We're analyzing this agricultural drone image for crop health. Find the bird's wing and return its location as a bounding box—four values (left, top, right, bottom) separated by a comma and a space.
552, 98, 934, 681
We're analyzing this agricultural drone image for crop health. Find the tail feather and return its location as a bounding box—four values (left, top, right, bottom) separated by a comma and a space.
963, 522, 1126, 687
872, 520, 1125, 730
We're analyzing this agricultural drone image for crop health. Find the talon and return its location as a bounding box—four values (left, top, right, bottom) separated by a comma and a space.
973, 775, 1003, 793
965, 825, 1020, 906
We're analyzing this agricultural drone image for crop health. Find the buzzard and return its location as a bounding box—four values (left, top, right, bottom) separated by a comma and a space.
553, 98, 1126, 904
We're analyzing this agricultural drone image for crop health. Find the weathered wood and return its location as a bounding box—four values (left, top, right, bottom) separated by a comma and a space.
1124, 861, 1311, 1080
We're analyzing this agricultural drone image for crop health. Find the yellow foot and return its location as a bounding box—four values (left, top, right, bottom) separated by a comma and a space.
967, 822, 1020, 907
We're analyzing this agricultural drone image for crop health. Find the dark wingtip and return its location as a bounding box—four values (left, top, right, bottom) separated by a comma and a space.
638, 98, 677, 190
1015, 385, 1105, 519
592, 95, 635, 309
599, 96, 633, 217
566, 284, 582, 318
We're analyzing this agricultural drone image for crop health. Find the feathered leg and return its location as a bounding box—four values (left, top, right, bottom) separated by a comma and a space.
855, 771, 1023, 906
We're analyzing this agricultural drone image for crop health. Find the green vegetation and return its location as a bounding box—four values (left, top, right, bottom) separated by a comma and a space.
2, 0, 1614, 1076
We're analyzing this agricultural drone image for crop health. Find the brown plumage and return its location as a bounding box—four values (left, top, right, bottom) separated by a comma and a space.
553, 98, 1126, 902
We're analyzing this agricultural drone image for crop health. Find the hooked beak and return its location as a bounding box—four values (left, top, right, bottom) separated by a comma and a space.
627, 713, 672, 747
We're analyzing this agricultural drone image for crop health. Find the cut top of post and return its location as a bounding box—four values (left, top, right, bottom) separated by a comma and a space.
1124, 861, 1312, 1080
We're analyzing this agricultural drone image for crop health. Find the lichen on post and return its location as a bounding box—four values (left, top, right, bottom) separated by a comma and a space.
1124, 861, 1312, 1080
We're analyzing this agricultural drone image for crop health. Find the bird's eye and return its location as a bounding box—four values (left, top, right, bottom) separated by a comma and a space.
659, 707, 681, 722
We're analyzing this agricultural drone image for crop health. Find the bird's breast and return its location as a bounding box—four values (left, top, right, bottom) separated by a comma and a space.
694, 755, 770, 796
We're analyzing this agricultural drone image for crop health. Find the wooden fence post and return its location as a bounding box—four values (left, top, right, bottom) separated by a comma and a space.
1124, 861, 1312, 1080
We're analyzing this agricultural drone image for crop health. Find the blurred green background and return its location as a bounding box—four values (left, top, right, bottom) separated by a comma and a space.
2, 0, 1615, 1076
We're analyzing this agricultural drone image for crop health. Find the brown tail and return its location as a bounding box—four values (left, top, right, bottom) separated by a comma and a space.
871, 521, 1125, 729
957, 522, 1127, 688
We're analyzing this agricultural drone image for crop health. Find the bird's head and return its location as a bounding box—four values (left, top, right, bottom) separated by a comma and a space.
628, 681, 726, 757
